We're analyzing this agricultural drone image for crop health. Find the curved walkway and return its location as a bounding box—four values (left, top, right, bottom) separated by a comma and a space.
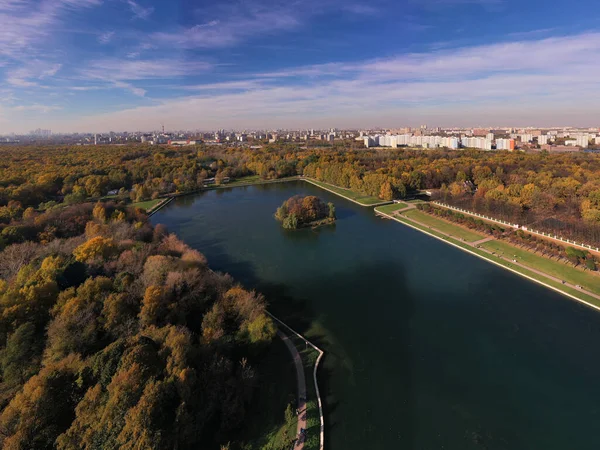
268, 312, 325, 450
278, 331, 308, 448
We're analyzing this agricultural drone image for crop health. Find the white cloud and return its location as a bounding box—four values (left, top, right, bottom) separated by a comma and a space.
12, 104, 62, 113
6, 61, 62, 86
126, 0, 153, 19
53, 31, 600, 131
81, 58, 212, 81
151, 0, 376, 49
98, 31, 115, 44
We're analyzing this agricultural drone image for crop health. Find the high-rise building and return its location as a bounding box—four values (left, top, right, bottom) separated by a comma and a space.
496, 138, 515, 151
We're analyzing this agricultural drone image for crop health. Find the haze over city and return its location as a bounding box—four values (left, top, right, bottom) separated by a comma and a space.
1, 0, 600, 133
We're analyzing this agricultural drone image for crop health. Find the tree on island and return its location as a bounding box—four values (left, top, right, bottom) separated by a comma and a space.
275, 195, 336, 229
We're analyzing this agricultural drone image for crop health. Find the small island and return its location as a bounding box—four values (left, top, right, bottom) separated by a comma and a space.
275, 195, 336, 229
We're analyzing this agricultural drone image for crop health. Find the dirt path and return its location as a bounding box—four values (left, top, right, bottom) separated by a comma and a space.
396, 212, 600, 303
278, 331, 308, 448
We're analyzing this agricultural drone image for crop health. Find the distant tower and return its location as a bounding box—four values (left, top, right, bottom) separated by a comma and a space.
162, 123, 165, 134
94, 134, 97, 145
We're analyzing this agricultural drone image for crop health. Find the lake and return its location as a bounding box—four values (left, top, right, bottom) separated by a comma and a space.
152, 181, 600, 450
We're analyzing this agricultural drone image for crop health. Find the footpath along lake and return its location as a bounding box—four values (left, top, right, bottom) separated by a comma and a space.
152, 181, 600, 450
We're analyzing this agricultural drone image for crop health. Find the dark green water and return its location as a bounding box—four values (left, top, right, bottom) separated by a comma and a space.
152, 181, 600, 450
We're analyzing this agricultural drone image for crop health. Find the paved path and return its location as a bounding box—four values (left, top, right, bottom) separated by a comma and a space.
472, 236, 495, 246
278, 331, 307, 448
394, 212, 600, 303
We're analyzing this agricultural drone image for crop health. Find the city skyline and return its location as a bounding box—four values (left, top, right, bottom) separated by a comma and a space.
1, 0, 600, 133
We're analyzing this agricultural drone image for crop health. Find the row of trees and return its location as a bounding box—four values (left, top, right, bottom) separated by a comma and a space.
416, 203, 598, 270
417, 203, 506, 237
0, 202, 276, 449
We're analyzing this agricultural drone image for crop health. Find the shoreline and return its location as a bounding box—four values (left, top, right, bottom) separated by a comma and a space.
375, 207, 600, 314
302, 178, 393, 207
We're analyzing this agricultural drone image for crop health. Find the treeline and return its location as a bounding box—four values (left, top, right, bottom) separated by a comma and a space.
417, 203, 598, 271
0, 202, 276, 449
0, 144, 599, 243
417, 203, 506, 237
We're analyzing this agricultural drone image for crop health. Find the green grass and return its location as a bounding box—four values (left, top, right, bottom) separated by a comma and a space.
306, 179, 384, 205
226, 175, 262, 186
481, 240, 600, 296
375, 203, 408, 214
130, 198, 163, 211
390, 214, 600, 308
400, 209, 485, 243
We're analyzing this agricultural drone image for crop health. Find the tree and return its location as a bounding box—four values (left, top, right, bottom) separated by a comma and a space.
73, 236, 117, 263
0, 322, 41, 387
379, 181, 394, 201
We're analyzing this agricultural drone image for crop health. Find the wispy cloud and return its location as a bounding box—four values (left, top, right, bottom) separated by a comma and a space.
61, 31, 600, 130
6, 61, 62, 87
12, 104, 62, 113
151, 0, 378, 49
126, 0, 153, 19
77, 58, 212, 96
98, 30, 115, 44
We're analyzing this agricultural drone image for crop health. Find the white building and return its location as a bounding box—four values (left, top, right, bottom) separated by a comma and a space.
537, 135, 550, 145
461, 137, 492, 150
576, 135, 589, 148
496, 138, 515, 150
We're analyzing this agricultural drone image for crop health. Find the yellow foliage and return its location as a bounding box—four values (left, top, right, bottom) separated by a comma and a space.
73, 236, 116, 262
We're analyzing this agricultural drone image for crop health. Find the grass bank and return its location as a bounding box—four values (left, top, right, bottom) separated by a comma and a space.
304, 178, 389, 206
131, 198, 162, 211
375, 202, 408, 214
401, 209, 485, 243
481, 240, 600, 296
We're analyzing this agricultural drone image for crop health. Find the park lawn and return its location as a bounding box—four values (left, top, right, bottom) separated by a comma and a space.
238, 337, 298, 450
375, 203, 409, 214
130, 198, 162, 211
226, 174, 262, 186
400, 209, 485, 243
391, 214, 600, 308
307, 179, 383, 205
481, 240, 600, 296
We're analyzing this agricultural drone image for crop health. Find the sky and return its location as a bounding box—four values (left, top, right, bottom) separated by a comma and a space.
1, 0, 600, 133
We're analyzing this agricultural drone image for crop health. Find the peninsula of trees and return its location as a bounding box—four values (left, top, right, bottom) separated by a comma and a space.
275, 195, 336, 229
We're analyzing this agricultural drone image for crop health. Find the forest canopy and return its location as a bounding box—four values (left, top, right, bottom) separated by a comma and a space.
275, 195, 336, 229
0, 201, 276, 449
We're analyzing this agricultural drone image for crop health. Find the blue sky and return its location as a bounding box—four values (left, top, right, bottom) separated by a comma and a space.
1, 0, 600, 132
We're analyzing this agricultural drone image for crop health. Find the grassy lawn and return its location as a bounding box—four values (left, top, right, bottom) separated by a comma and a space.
481, 240, 600, 296
226, 175, 262, 186
375, 203, 409, 214
400, 209, 485, 243
306, 179, 383, 205
390, 214, 600, 308
130, 198, 163, 211
237, 337, 298, 450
